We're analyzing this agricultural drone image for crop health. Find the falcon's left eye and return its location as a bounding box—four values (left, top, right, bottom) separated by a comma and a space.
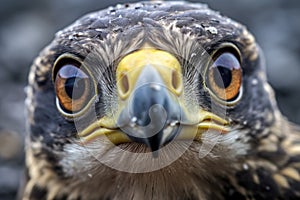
53, 56, 96, 116
205, 47, 242, 103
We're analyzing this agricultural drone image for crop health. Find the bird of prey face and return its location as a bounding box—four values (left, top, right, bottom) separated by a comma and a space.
23, 1, 300, 200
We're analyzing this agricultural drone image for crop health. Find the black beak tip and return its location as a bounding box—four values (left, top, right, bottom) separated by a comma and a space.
146, 133, 162, 156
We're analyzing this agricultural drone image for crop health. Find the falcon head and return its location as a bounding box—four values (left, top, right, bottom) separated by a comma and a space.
24, 1, 281, 199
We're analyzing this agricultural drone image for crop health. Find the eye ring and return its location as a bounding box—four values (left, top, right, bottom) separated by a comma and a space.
52, 54, 97, 118
204, 43, 243, 105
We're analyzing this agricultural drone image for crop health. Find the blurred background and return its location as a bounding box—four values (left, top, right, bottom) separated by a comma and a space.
0, 0, 299, 199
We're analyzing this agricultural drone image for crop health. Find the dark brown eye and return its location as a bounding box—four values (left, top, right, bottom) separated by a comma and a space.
207, 51, 242, 101
54, 63, 92, 113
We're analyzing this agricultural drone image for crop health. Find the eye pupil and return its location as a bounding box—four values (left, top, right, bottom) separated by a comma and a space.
58, 64, 88, 100
212, 66, 232, 89
65, 77, 86, 100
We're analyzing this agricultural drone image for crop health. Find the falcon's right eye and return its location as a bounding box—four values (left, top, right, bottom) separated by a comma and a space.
53, 56, 96, 116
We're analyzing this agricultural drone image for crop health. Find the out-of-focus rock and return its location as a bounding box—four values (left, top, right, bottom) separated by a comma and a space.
0, 130, 23, 161
0, 166, 22, 200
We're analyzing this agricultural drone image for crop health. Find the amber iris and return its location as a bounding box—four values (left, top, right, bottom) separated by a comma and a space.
207, 52, 242, 101
55, 64, 91, 113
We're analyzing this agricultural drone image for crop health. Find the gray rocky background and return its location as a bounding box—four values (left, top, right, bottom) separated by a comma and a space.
0, 0, 299, 199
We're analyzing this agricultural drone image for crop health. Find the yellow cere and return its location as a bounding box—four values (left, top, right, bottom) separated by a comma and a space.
116, 49, 183, 99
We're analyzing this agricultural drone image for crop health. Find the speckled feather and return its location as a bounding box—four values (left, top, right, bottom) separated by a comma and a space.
23, 1, 300, 200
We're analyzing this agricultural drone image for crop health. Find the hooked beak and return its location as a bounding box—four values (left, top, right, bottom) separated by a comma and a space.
116, 49, 184, 153
117, 64, 182, 152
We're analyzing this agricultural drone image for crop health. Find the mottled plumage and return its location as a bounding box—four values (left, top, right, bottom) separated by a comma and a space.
23, 1, 300, 200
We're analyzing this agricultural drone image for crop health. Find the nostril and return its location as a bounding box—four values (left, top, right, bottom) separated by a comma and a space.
120, 73, 129, 95
171, 70, 180, 91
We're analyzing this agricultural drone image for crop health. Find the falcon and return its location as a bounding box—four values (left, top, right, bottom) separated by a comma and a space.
22, 1, 300, 199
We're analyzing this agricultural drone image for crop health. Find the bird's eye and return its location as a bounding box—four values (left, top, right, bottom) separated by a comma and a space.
206, 49, 242, 102
54, 60, 93, 114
